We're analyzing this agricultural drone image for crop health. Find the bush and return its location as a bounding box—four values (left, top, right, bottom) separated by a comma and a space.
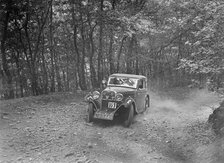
208, 101, 224, 136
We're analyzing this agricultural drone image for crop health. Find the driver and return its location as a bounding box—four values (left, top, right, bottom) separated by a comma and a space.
113, 77, 120, 84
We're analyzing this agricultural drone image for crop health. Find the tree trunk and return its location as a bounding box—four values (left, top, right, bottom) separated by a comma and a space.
65, 52, 70, 91
62, 70, 66, 91
98, 0, 104, 86
134, 38, 139, 75
30, 60, 39, 95
135, 57, 139, 75
108, 0, 116, 74
49, 1, 55, 92
88, 36, 97, 88
79, 13, 87, 90
117, 36, 127, 72
87, 16, 97, 88
70, 0, 80, 91
41, 39, 48, 94
126, 35, 135, 74
108, 30, 115, 74
24, 10, 39, 96
14, 51, 24, 97
54, 50, 62, 92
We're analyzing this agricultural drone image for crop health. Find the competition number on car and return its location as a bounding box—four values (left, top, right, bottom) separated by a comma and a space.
108, 102, 117, 109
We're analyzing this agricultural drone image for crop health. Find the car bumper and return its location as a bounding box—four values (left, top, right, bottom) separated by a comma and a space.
94, 109, 116, 120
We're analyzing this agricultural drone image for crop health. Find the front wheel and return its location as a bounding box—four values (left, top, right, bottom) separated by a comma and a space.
87, 103, 94, 123
124, 104, 134, 127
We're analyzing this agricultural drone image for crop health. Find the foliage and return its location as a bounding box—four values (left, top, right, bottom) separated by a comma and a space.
0, 0, 224, 99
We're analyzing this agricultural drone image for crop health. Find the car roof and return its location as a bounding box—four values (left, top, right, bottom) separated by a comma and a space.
109, 73, 147, 79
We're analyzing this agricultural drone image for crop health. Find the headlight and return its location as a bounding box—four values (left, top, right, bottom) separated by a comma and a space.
116, 93, 123, 101
93, 91, 100, 100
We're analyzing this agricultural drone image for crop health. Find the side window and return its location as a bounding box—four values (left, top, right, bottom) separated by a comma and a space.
143, 80, 146, 89
139, 79, 146, 89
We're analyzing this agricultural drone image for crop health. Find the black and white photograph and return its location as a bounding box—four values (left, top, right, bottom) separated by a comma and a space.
0, 0, 224, 162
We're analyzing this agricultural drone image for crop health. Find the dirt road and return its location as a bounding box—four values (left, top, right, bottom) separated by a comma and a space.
0, 89, 223, 163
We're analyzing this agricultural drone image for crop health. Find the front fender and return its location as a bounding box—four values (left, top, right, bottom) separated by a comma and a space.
124, 96, 135, 108
86, 98, 100, 111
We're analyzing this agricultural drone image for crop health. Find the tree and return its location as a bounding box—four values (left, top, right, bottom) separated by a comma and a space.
1, 0, 14, 98
1, 0, 224, 99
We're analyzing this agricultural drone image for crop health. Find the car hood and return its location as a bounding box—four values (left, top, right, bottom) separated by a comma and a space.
101, 86, 136, 101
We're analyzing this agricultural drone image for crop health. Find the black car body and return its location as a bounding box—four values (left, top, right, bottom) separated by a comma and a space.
85, 73, 150, 127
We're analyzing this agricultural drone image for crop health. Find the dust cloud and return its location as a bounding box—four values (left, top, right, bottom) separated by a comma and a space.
136, 88, 221, 127
140, 88, 223, 162
150, 88, 220, 113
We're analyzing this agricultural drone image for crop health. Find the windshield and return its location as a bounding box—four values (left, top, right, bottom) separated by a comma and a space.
107, 76, 138, 88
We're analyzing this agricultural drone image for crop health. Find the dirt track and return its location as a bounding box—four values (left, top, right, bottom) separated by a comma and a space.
0, 89, 224, 163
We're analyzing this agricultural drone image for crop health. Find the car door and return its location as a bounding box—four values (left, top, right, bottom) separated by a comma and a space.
136, 79, 147, 112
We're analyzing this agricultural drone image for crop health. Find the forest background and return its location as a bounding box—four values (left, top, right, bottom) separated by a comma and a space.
0, 0, 224, 99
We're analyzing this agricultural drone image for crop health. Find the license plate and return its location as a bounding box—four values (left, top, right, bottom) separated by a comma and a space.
108, 102, 117, 109
94, 112, 113, 120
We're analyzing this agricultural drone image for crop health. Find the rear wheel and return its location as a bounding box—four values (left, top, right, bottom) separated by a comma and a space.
145, 96, 150, 111
124, 104, 134, 127
87, 103, 94, 123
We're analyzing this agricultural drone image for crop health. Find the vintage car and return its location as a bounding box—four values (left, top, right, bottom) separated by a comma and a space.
85, 73, 150, 127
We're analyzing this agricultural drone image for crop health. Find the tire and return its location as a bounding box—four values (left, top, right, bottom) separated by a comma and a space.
124, 104, 134, 127
87, 103, 94, 123
145, 96, 150, 111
